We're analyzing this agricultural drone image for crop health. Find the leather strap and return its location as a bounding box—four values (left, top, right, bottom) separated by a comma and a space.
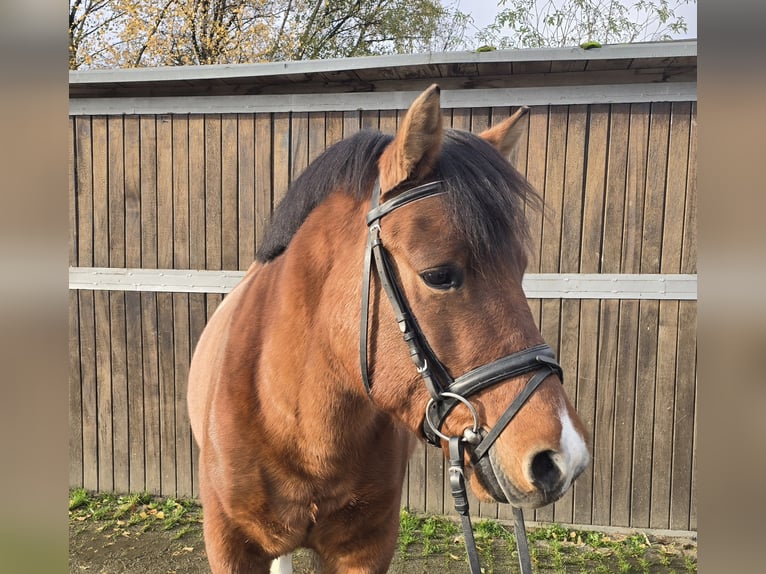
366, 180, 445, 225
471, 366, 556, 462
449, 438, 482, 574
359, 181, 382, 394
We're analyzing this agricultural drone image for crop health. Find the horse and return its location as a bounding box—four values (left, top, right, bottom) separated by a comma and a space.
188, 84, 589, 574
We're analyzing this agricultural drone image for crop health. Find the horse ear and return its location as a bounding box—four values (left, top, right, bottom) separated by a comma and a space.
480, 106, 530, 159
379, 84, 443, 194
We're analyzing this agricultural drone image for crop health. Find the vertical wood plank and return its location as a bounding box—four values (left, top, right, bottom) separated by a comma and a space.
673, 302, 696, 530
470, 107, 489, 134
222, 115, 239, 270
573, 299, 598, 525
535, 106, 567, 523
125, 290, 144, 492
621, 104, 650, 274
74, 117, 96, 490
142, 291, 161, 494
92, 116, 113, 492
66, 119, 77, 489
79, 290, 99, 491
525, 106, 548, 274
94, 289, 113, 492
361, 110, 378, 131
140, 117, 158, 269
205, 116, 222, 272
69, 118, 77, 266
124, 116, 142, 264
407, 442, 427, 514
173, 116, 193, 497
189, 291, 206, 497
651, 103, 690, 530
188, 114, 206, 497
272, 112, 290, 207
108, 116, 129, 492
109, 291, 129, 493
92, 117, 109, 268
290, 112, 309, 185
378, 110, 396, 137
75, 117, 94, 267
343, 111, 361, 138
556, 104, 587, 523
580, 105, 627, 525
631, 103, 669, 528
139, 116, 161, 494
189, 115, 206, 270
173, 115, 190, 270
603, 105, 633, 527
580, 105, 617, 524
254, 114, 272, 251
238, 114, 256, 268
157, 115, 176, 495
157, 116, 174, 269
672, 103, 696, 531
581, 106, 613, 526
124, 116, 144, 492
682, 103, 697, 275
158, 291, 176, 496
308, 111, 326, 163
326, 111, 344, 147
69, 290, 83, 487
174, 293, 193, 497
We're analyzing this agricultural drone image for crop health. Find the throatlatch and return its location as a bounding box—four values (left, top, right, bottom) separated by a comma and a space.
359, 178, 564, 574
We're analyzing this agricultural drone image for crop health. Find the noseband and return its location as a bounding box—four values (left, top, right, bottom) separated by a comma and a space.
359, 178, 563, 574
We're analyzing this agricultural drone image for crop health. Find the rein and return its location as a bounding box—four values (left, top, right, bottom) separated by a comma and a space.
359, 179, 563, 574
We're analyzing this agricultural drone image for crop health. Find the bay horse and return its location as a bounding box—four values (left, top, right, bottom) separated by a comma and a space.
188, 84, 589, 574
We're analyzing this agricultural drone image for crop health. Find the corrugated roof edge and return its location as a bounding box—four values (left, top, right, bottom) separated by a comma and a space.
69, 39, 696, 85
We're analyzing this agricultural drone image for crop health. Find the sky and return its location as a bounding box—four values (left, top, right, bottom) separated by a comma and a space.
457, 0, 697, 41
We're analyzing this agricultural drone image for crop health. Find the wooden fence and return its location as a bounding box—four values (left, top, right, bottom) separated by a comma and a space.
69, 44, 697, 532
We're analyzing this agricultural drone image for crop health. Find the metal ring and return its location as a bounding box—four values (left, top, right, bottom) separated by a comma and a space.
425, 392, 480, 443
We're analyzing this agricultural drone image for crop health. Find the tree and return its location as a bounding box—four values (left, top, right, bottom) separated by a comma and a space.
476, 0, 695, 49
69, 0, 470, 69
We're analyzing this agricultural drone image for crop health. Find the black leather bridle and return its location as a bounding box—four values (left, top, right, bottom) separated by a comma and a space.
359, 178, 563, 574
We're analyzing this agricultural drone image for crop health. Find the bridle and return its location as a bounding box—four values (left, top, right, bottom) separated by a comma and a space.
359, 178, 563, 574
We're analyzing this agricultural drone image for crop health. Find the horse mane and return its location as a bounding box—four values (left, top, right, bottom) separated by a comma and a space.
256, 127, 540, 265
256, 131, 392, 262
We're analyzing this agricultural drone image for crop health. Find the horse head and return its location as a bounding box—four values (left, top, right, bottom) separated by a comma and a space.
364, 85, 589, 508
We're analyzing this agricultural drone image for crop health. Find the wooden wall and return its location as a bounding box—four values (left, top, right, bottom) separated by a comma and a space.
69, 102, 697, 531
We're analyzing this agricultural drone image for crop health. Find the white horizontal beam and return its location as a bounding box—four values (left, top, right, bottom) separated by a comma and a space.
68, 83, 696, 116
68, 267, 697, 300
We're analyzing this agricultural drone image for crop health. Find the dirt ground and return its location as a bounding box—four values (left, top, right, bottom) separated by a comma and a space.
68, 521, 502, 574
69, 517, 697, 574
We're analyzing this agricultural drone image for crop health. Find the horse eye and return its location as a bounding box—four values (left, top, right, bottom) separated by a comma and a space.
420, 266, 462, 290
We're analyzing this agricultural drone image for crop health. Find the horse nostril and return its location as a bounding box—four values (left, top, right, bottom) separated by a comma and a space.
530, 450, 562, 492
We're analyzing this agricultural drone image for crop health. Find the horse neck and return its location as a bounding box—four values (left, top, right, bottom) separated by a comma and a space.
255, 191, 386, 453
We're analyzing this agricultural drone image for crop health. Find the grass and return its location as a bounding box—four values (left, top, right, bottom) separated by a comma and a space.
69, 490, 696, 573
68, 488, 203, 540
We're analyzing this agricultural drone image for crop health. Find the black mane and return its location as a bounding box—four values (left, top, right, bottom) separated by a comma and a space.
256, 128, 539, 265
256, 131, 391, 262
